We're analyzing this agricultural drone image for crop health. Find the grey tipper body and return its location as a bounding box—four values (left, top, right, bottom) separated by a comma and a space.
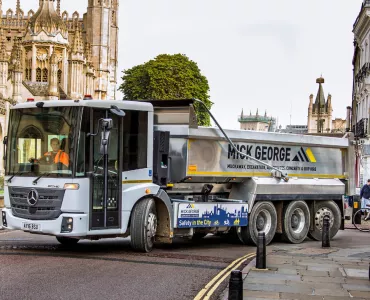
1, 99, 355, 252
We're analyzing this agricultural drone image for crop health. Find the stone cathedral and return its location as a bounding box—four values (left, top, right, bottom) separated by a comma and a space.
0, 0, 119, 146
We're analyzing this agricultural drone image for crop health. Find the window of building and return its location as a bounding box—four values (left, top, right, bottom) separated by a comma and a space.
58, 70, 62, 84
36, 68, 41, 82
25, 68, 31, 81
42, 68, 48, 82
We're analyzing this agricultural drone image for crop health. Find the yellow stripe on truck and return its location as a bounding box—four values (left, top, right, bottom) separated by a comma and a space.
305, 148, 317, 163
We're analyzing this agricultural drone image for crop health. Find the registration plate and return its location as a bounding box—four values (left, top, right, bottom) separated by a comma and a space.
22, 222, 41, 231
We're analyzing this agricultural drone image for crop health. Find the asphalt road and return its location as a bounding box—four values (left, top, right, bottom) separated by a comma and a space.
0, 230, 255, 300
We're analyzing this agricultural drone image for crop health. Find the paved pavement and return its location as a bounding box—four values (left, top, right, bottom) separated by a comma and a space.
220, 230, 370, 300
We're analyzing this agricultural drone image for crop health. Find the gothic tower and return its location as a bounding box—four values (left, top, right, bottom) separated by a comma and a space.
86, 0, 119, 100
307, 77, 333, 134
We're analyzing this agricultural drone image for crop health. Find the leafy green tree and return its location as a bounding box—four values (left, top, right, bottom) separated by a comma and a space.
119, 54, 212, 126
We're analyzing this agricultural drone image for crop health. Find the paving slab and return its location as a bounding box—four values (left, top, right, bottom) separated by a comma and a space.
247, 272, 301, 281
242, 290, 280, 299
301, 275, 345, 284
245, 277, 287, 285
342, 283, 370, 292
276, 268, 300, 275
323, 297, 366, 300
344, 268, 369, 278
279, 293, 324, 300
313, 288, 350, 297
345, 277, 370, 284
244, 283, 313, 294
298, 270, 329, 277
267, 264, 306, 270
285, 281, 343, 291
348, 290, 370, 298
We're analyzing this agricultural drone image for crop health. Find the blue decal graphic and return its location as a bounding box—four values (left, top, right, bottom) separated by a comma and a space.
149, 170, 152, 177
177, 204, 248, 228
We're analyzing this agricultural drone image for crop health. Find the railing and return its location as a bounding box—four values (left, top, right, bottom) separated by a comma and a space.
354, 118, 368, 138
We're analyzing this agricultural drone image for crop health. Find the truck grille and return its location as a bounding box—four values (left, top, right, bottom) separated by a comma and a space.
9, 187, 65, 220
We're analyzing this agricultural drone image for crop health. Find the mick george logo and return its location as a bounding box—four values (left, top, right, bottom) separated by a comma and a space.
228, 144, 317, 163
292, 147, 317, 163
180, 203, 200, 218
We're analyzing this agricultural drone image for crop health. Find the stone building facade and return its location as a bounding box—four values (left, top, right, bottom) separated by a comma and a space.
307, 77, 346, 134
0, 0, 119, 173
352, 0, 370, 188
238, 109, 276, 132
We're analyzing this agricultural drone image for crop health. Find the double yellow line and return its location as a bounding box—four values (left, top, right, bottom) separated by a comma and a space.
194, 252, 255, 300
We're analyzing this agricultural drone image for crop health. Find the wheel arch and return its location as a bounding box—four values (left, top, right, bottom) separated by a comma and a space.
127, 189, 174, 244
153, 189, 174, 243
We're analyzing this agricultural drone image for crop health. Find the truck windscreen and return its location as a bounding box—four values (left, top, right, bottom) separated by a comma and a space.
6, 106, 80, 177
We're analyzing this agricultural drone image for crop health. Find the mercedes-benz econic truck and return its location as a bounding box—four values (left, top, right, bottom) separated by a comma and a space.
1, 98, 355, 252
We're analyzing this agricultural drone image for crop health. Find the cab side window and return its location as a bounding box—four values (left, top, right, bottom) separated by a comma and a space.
122, 111, 148, 171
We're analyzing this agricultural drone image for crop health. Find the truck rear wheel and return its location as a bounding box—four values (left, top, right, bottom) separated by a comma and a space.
56, 236, 79, 246
308, 200, 341, 241
237, 201, 277, 245
282, 201, 310, 244
130, 198, 157, 252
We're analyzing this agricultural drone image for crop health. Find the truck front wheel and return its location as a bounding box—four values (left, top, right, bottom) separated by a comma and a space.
237, 201, 277, 245
282, 201, 310, 244
308, 200, 341, 241
130, 198, 158, 252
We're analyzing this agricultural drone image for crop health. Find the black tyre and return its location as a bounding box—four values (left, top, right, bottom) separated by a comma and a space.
130, 198, 157, 252
56, 236, 79, 246
282, 201, 310, 244
237, 201, 277, 245
307, 200, 341, 241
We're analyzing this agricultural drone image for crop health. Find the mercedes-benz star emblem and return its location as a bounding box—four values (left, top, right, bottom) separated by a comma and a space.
27, 189, 39, 206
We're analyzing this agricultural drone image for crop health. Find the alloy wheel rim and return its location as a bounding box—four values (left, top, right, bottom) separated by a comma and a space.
290, 208, 305, 234
256, 209, 272, 233
147, 213, 157, 244
315, 207, 333, 231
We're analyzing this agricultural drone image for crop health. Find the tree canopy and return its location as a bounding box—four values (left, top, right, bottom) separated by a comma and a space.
119, 54, 212, 126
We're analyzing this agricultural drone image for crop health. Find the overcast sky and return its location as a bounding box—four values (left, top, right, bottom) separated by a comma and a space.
3, 0, 363, 129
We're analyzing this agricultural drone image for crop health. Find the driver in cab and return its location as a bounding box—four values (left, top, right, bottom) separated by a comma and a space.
37, 138, 69, 168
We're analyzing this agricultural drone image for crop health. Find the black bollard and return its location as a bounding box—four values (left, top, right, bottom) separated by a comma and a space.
228, 270, 243, 300
256, 232, 266, 269
322, 215, 330, 248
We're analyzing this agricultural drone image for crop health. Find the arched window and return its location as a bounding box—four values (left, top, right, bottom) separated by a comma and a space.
58, 70, 62, 84
42, 68, 48, 82
25, 68, 31, 81
36, 68, 41, 82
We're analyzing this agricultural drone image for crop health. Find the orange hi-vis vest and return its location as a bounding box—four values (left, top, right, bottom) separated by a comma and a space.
44, 150, 69, 167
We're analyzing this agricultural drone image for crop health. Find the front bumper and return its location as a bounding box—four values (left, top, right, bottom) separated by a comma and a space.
1, 208, 88, 237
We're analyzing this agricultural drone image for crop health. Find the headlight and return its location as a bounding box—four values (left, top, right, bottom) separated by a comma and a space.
2, 211, 7, 227
64, 183, 80, 190
61, 217, 73, 233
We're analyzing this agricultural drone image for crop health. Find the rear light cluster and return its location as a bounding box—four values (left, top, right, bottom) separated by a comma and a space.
83, 95, 93, 100
1, 211, 7, 227
27, 98, 34, 102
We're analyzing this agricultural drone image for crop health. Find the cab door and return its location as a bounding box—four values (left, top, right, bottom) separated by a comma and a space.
89, 109, 122, 229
